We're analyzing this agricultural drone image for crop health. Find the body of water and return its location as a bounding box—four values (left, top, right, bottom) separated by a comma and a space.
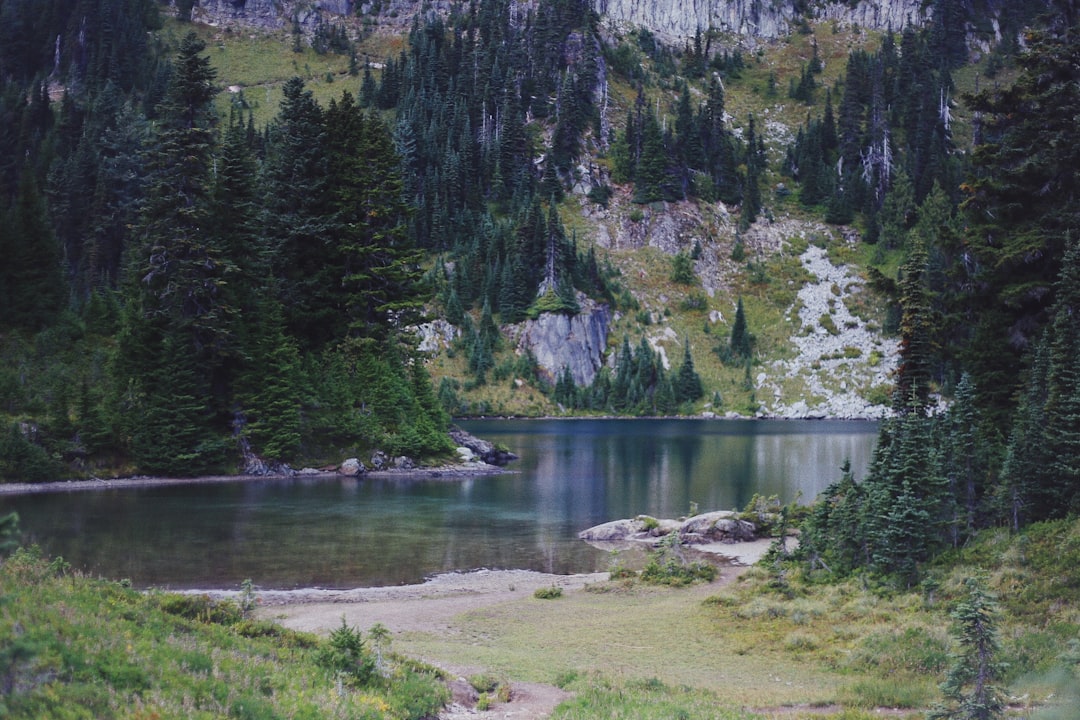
4, 419, 877, 590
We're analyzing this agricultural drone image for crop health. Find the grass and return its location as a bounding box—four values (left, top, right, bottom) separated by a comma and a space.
0, 546, 447, 720
5, 517, 1077, 719
389, 518, 1080, 718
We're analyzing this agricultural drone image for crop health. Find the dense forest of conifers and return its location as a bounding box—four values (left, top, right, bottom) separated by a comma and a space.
0, 0, 1077, 581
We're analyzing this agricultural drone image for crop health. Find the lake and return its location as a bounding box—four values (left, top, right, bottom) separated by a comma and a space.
3, 418, 878, 590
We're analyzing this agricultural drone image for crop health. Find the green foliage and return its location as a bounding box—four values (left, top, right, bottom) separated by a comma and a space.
928, 577, 1007, 720
0, 423, 61, 483
318, 617, 376, 686
0, 511, 20, 556
716, 297, 754, 366
551, 673, 757, 720
669, 252, 696, 285
0, 549, 446, 720
533, 586, 563, 599
639, 533, 718, 587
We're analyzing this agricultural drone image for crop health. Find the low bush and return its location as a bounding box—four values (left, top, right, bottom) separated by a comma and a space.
639, 534, 718, 587
534, 585, 563, 599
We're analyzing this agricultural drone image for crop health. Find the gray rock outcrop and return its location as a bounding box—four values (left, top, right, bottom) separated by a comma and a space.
579, 511, 756, 545
340, 457, 365, 475
448, 426, 519, 465
507, 296, 610, 387
173, 0, 1039, 48
596, 0, 926, 41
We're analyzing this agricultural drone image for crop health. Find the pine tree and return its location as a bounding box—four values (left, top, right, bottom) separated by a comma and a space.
324, 92, 425, 339
134, 31, 226, 346
893, 236, 936, 414
929, 577, 1007, 720
115, 31, 226, 473
674, 339, 704, 404
730, 297, 752, 360
264, 77, 336, 348
4, 170, 64, 329
962, 25, 1080, 420
634, 110, 671, 204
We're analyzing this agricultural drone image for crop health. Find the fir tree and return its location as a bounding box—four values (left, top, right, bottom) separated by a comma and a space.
674, 339, 704, 404
929, 577, 1007, 720
730, 297, 752, 360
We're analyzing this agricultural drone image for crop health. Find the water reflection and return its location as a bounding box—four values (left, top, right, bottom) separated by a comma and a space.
5, 419, 877, 590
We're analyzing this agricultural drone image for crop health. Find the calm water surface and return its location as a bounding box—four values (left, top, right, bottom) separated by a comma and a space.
4, 419, 877, 590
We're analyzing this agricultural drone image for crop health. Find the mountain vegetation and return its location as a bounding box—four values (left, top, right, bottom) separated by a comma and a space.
0, 1, 1078, 717
0, 2, 1075, 576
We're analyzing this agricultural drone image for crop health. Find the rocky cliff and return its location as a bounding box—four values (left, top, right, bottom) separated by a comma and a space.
181, 0, 927, 37
595, 0, 926, 40
507, 297, 611, 387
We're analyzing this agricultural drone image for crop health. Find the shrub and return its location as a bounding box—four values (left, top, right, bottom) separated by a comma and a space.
819, 313, 840, 336
639, 534, 718, 587
534, 586, 563, 599
317, 617, 376, 686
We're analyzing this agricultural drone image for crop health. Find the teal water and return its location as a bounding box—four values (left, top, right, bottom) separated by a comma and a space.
3, 419, 877, 590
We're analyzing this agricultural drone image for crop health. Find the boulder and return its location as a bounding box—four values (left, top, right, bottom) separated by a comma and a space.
679, 512, 756, 543
448, 426, 518, 466
580, 511, 758, 545
578, 518, 647, 542
369, 451, 388, 470
340, 458, 364, 476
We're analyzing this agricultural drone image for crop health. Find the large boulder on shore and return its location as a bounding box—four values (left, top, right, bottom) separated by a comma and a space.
679, 511, 757, 543
579, 511, 757, 545
578, 518, 648, 541
448, 426, 518, 466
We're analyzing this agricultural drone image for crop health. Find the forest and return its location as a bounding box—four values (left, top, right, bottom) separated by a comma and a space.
0, 0, 1077, 576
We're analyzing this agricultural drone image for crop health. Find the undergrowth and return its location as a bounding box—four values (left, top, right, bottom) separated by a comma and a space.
0, 546, 448, 720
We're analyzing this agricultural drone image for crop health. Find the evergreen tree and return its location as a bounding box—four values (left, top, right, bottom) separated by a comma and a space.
962, 24, 1080, 420
801, 459, 867, 575
893, 236, 936, 414
4, 170, 64, 329
324, 92, 425, 339
115, 31, 226, 473
674, 339, 704, 404
264, 77, 337, 349
634, 110, 672, 203
929, 577, 1007, 720
729, 297, 752, 360
1039, 238, 1080, 516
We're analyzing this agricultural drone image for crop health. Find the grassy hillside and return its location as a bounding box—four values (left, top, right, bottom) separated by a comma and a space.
0, 546, 448, 719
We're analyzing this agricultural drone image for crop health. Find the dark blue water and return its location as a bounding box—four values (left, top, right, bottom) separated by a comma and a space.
2, 419, 877, 590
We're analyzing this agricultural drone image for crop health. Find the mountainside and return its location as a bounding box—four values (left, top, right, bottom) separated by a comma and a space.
1, 0, 1074, 482
187, 0, 1034, 42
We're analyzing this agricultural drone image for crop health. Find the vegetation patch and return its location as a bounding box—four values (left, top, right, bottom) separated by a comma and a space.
0, 547, 447, 720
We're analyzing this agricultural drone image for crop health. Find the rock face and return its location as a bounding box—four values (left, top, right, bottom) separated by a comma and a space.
339, 457, 365, 475
179, 0, 936, 41
596, 0, 926, 41
508, 297, 610, 387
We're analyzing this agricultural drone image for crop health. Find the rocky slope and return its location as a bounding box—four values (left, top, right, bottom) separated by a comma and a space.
187, 0, 927, 38
595, 0, 926, 41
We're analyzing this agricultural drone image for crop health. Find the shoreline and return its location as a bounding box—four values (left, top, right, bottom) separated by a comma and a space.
184, 539, 775, 601
0, 463, 508, 496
